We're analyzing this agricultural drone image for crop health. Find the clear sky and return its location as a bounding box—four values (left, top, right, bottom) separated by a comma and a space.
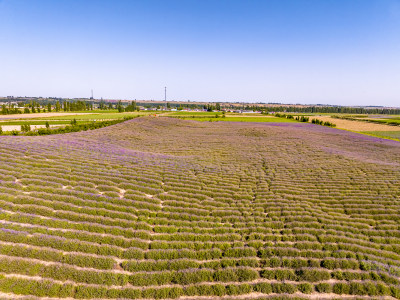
0, 0, 399, 106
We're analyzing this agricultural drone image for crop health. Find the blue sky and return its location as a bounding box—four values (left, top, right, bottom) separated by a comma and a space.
0, 0, 399, 106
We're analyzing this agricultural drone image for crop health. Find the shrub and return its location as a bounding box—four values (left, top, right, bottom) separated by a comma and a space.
363, 282, 377, 296
296, 269, 330, 281
254, 282, 272, 294
168, 287, 184, 298
315, 283, 332, 293
212, 284, 226, 297
297, 283, 313, 294
195, 284, 214, 296
74, 286, 107, 298
333, 283, 350, 295
123, 247, 145, 259
272, 283, 297, 294
223, 247, 257, 257
235, 268, 259, 281
118, 288, 142, 298
391, 286, 400, 299
214, 268, 238, 282
21, 124, 31, 132
226, 284, 241, 296
269, 257, 281, 267
184, 286, 198, 296
174, 269, 213, 285
376, 283, 391, 296
349, 282, 367, 295
238, 283, 253, 294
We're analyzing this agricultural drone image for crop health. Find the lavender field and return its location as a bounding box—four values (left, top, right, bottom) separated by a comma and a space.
0, 117, 400, 299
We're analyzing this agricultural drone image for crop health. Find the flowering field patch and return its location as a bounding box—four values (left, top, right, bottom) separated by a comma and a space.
0, 117, 399, 299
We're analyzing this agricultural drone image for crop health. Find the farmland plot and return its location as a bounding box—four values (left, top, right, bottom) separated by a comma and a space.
0, 117, 399, 299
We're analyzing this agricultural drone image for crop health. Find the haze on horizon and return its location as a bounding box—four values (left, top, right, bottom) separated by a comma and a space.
0, 0, 399, 107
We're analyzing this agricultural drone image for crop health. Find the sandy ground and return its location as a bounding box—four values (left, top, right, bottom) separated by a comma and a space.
0, 112, 92, 120
0, 124, 61, 131
313, 116, 400, 132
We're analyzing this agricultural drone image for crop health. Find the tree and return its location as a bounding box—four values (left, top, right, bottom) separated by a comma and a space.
216, 103, 221, 111
125, 101, 137, 112
1, 104, 8, 115
21, 124, 31, 132
45, 121, 50, 129
206, 104, 215, 112
47, 103, 51, 112
117, 100, 124, 112
55, 101, 60, 112
99, 100, 105, 110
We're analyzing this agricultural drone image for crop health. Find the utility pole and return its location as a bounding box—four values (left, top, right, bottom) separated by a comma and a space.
164, 87, 167, 110
91, 89, 94, 100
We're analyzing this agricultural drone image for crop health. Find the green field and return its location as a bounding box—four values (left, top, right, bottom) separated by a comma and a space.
37, 111, 153, 121
360, 131, 400, 141
168, 111, 269, 117
167, 111, 223, 116
169, 116, 296, 122
340, 115, 400, 126
375, 119, 400, 124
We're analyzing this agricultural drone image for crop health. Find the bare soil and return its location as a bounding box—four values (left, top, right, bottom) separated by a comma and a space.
0, 124, 61, 131
0, 112, 92, 120
314, 116, 400, 131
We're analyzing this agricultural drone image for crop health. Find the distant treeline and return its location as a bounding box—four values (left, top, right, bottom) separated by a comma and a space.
261, 106, 400, 114
1, 99, 400, 114
0, 100, 94, 114
138, 103, 400, 114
